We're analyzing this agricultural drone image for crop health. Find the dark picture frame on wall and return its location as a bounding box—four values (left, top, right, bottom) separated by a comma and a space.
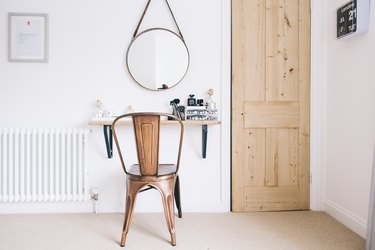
8, 13, 49, 63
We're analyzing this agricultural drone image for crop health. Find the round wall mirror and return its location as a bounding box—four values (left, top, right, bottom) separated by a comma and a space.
126, 28, 190, 91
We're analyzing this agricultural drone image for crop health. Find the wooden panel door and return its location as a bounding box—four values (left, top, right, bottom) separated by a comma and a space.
232, 0, 310, 211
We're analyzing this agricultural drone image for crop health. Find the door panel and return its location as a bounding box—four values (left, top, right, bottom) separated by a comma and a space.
266, 0, 299, 102
244, 128, 266, 187
265, 128, 298, 187
244, 102, 299, 128
232, 0, 310, 212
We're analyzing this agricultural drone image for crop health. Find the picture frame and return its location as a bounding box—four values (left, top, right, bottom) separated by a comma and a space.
8, 13, 49, 62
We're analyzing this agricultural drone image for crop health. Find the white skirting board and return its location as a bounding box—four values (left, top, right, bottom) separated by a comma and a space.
323, 199, 367, 238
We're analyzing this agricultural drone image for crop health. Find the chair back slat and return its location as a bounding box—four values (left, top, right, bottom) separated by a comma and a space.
112, 112, 184, 177
133, 115, 160, 176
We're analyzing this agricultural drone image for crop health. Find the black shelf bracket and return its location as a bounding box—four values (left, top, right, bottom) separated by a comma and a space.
103, 125, 113, 158
202, 125, 208, 159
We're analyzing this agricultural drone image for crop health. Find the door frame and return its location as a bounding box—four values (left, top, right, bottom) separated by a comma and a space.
220, 0, 232, 212
309, 0, 327, 211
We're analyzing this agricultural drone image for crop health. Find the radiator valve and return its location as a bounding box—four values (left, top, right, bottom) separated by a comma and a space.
90, 187, 99, 214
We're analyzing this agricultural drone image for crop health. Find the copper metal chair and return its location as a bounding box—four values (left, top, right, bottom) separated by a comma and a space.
112, 112, 184, 247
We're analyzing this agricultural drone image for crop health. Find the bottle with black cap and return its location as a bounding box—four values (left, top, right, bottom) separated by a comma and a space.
187, 94, 196, 106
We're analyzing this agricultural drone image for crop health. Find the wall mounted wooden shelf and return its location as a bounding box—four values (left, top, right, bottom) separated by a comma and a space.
89, 118, 221, 159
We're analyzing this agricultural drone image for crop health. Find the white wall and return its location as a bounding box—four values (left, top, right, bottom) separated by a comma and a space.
0, 0, 231, 213
313, 0, 375, 238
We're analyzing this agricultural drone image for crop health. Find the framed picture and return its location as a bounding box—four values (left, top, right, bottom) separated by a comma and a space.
8, 13, 48, 62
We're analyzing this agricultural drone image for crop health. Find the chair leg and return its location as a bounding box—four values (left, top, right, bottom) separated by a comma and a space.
174, 175, 182, 218
120, 180, 141, 247
158, 178, 177, 246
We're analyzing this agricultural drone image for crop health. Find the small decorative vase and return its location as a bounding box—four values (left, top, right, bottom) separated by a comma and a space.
206, 95, 216, 110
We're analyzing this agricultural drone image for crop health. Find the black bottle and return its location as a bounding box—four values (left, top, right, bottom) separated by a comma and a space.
187, 94, 196, 106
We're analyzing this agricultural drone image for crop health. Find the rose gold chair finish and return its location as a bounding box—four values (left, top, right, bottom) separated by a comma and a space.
112, 112, 184, 247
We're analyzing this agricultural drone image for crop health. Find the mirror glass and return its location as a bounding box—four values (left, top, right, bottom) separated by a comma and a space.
126, 28, 189, 91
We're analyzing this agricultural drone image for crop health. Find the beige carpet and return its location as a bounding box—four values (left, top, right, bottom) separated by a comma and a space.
0, 212, 365, 250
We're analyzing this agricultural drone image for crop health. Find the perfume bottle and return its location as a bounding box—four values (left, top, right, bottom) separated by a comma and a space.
187, 94, 196, 106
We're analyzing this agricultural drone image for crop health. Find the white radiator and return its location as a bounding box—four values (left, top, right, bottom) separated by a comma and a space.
0, 128, 90, 202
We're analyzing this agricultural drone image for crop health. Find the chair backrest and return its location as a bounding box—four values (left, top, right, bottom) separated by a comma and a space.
112, 112, 184, 177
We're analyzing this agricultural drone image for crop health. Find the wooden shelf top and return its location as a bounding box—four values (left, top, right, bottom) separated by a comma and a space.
89, 118, 221, 126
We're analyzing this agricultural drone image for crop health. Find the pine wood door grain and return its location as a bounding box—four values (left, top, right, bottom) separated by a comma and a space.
232, 0, 310, 212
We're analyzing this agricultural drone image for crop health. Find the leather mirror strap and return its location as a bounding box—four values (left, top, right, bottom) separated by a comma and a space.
132, 0, 185, 41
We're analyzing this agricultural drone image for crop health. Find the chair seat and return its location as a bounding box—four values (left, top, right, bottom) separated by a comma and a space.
128, 164, 177, 176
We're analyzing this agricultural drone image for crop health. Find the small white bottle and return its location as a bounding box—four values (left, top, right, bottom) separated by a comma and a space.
126, 105, 134, 113
124, 105, 134, 119
96, 99, 104, 118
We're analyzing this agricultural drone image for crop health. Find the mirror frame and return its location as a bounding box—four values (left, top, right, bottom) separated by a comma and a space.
126, 28, 190, 91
